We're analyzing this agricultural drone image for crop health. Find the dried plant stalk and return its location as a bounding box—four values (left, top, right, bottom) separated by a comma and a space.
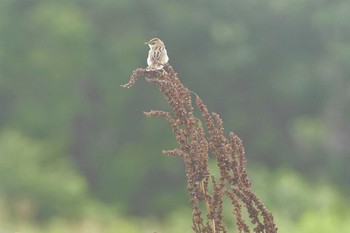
121, 64, 278, 233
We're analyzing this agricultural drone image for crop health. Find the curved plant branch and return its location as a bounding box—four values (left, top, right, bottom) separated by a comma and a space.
121, 64, 277, 233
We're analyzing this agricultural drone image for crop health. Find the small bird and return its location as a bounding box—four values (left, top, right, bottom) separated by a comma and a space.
145, 38, 169, 70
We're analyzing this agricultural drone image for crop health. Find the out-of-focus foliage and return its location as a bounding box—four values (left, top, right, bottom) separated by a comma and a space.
249, 168, 350, 233
0, 197, 142, 233
0, 0, 349, 231
0, 168, 349, 233
0, 130, 88, 220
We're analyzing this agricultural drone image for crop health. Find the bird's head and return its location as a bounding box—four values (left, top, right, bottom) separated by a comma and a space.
145, 38, 165, 48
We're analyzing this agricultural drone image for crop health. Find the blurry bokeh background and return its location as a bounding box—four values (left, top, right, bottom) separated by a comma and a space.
0, 1, 349, 232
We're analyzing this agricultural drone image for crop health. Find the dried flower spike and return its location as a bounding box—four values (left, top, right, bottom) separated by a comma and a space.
122, 59, 277, 233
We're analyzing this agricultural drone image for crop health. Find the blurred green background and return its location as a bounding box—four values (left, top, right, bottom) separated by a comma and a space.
0, 0, 349, 232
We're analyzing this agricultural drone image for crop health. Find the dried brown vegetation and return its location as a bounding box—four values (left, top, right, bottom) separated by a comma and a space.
121, 64, 277, 233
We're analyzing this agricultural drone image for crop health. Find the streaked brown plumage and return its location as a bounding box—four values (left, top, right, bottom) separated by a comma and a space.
145, 38, 169, 70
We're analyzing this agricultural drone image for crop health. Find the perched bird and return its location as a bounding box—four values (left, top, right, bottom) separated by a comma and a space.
145, 38, 169, 70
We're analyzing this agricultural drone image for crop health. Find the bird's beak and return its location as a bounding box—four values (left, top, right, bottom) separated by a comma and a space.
144, 41, 149, 45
